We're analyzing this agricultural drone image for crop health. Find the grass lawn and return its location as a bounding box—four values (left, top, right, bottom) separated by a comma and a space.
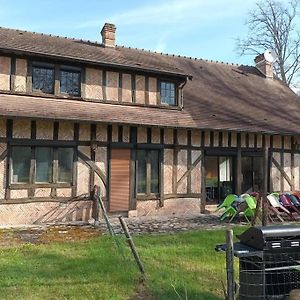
0, 227, 246, 300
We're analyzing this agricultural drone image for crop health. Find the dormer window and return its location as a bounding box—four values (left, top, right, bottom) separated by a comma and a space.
60, 68, 81, 96
32, 64, 54, 94
160, 81, 176, 106
31, 61, 81, 97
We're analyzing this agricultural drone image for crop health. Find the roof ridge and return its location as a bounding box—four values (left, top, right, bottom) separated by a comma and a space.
0, 26, 103, 47
116, 44, 247, 67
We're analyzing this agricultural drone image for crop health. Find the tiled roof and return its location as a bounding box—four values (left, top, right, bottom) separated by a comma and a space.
0, 27, 299, 134
0, 27, 186, 77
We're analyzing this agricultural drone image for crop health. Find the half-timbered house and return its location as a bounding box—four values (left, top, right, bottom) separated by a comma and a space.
0, 23, 299, 224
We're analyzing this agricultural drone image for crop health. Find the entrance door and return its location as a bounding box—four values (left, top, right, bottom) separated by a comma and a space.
205, 156, 234, 203
109, 148, 131, 212
241, 156, 263, 193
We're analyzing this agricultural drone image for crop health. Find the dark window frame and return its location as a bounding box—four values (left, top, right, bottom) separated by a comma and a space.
136, 149, 160, 197
59, 65, 81, 97
9, 145, 75, 187
32, 62, 55, 94
30, 61, 82, 98
158, 79, 178, 106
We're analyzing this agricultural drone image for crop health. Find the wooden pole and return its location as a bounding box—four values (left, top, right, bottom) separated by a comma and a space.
251, 193, 262, 226
236, 134, 242, 195
226, 229, 235, 300
119, 216, 145, 274
262, 145, 269, 226
92, 185, 100, 226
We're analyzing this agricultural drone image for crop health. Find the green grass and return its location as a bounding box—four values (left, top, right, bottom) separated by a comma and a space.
0, 227, 246, 300
136, 227, 245, 300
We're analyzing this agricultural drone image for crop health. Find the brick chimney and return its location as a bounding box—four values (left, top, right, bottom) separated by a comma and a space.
254, 53, 274, 79
101, 23, 116, 48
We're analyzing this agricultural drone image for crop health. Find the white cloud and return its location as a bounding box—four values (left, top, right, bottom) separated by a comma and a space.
76, 0, 255, 29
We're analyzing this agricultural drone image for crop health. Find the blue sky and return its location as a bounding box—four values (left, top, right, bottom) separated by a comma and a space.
0, 0, 266, 65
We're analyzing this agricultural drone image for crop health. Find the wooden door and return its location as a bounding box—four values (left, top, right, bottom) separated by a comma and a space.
109, 148, 131, 212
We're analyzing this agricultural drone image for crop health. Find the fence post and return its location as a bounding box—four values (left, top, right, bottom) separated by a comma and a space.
119, 216, 145, 275
262, 145, 269, 226
226, 229, 235, 300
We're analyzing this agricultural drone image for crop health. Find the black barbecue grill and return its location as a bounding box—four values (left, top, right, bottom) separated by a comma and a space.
237, 225, 300, 251
216, 225, 300, 300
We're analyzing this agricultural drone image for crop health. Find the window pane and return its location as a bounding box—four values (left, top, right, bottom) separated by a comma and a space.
32, 66, 54, 93
160, 81, 176, 105
58, 148, 73, 183
60, 70, 80, 96
11, 146, 31, 183
36, 147, 53, 183
137, 150, 146, 193
149, 150, 159, 193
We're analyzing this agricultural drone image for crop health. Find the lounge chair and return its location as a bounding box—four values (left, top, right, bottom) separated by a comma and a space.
267, 194, 294, 221
279, 194, 300, 215
285, 193, 300, 207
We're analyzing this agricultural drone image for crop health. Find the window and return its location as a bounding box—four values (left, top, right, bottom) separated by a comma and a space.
10, 146, 74, 185
136, 150, 159, 195
60, 70, 81, 96
58, 148, 73, 182
36, 147, 53, 183
31, 62, 81, 97
11, 146, 31, 183
160, 81, 176, 105
32, 66, 55, 94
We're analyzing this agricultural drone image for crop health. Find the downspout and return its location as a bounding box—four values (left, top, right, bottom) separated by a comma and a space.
178, 75, 192, 110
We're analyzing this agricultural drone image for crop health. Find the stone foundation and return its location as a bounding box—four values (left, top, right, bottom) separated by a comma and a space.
136, 198, 201, 217
0, 200, 93, 225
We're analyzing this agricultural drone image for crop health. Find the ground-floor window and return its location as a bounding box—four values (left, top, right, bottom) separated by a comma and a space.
11, 146, 74, 184
136, 150, 159, 195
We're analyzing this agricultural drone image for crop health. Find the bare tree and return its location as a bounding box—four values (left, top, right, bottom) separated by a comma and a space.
237, 0, 300, 87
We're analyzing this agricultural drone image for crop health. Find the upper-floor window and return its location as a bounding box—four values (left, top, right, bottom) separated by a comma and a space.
31, 62, 81, 97
160, 81, 176, 106
60, 69, 81, 96
32, 65, 55, 94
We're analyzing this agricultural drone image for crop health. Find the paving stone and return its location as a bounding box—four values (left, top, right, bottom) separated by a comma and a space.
98, 214, 244, 235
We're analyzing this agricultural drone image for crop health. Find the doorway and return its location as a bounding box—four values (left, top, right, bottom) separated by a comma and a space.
109, 148, 131, 212
205, 156, 234, 203
241, 156, 263, 193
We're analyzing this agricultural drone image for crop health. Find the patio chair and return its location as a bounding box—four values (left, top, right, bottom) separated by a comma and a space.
215, 194, 238, 212
279, 194, 300, 215
242, 195, 257, 223
267, 194, 294, 221
229, 195, 257, 223
285, 193, 300, 207
219, 197, 242, 221
293, 192, 300, 199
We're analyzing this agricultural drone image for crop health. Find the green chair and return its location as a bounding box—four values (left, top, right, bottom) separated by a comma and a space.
215, 194, 238, 212
242, 195, 257, 223
227, 195, 257, 223
220, 204, 238, 221
219, 195, 241, 221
